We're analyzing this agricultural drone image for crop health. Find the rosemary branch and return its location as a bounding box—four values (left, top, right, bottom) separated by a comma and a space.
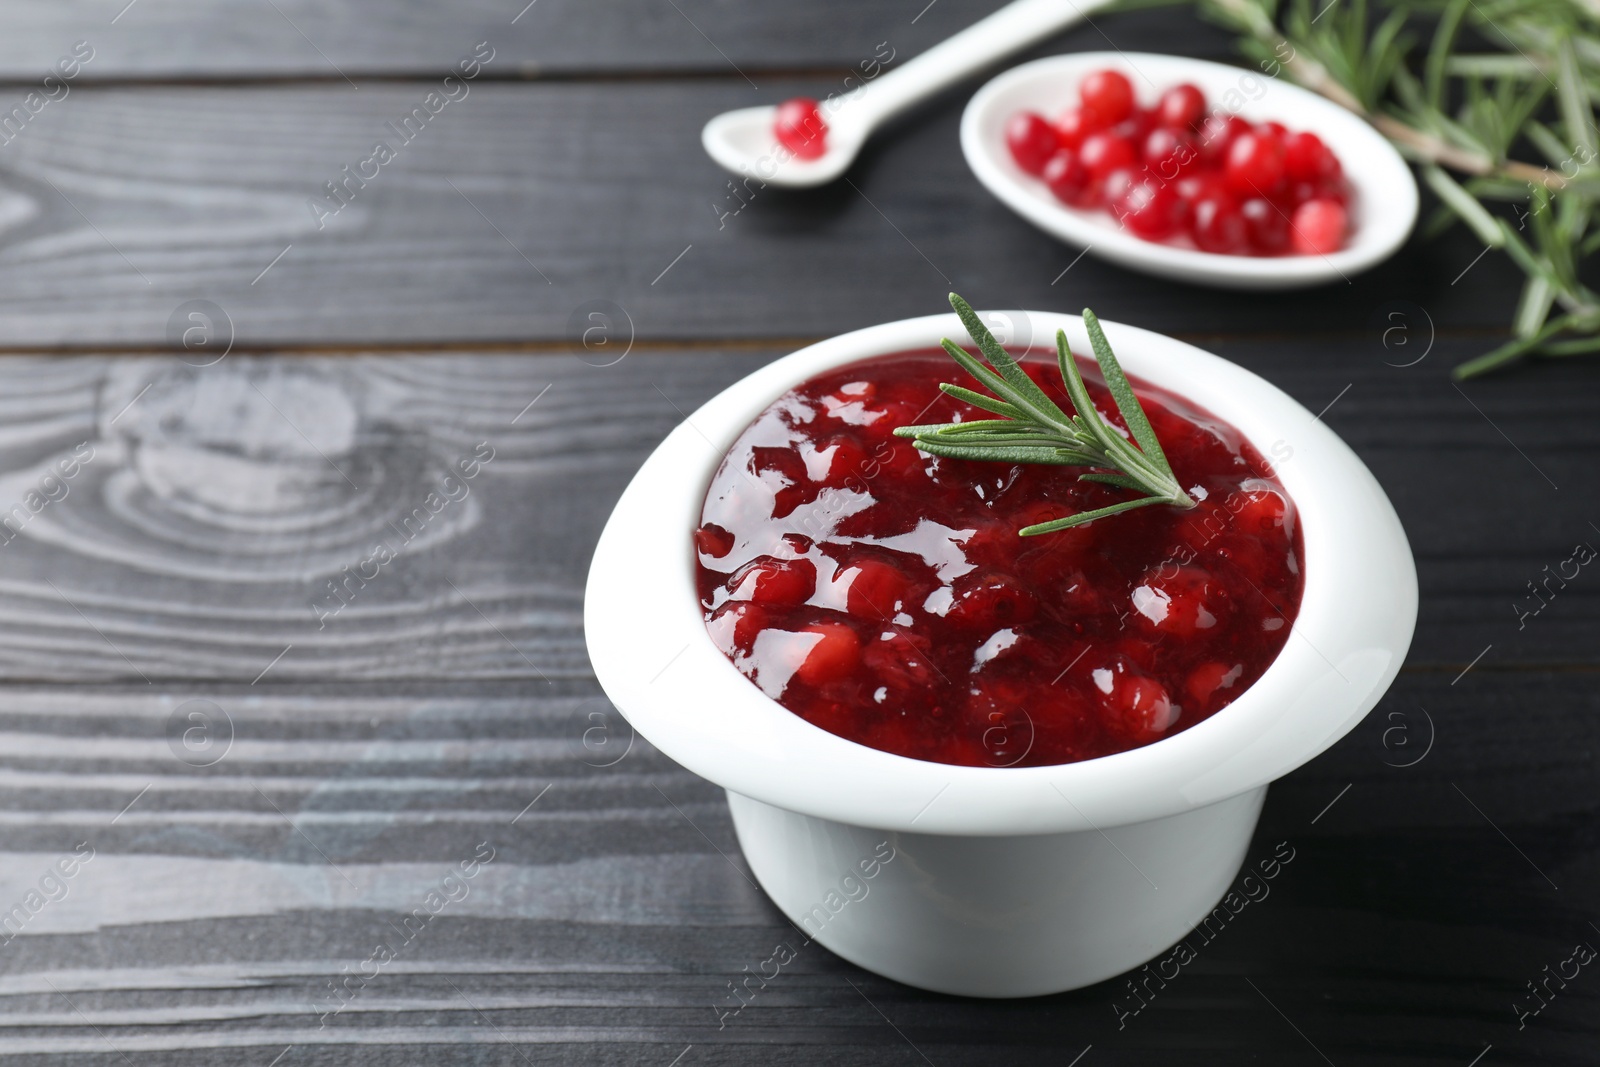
894, 294, 1195, 535
1185, 0, 1600, 377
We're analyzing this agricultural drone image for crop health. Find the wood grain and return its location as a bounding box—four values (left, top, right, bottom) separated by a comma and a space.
0, 2, 1238, 79
0, 668, 1588, 1063
0, 344, 1585, 688
0, 78, 1529, 347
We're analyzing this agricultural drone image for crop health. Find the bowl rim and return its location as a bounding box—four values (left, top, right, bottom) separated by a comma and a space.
960, 51, 1419, 290
585, 311, 1417, 836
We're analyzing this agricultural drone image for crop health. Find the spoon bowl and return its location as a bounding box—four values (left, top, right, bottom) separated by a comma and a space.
701, 103, 866, 189
962, 52, 1419, 289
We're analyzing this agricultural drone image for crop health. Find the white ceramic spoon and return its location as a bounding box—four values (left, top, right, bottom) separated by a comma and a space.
961, 52, 1419, 288
701, 0, 1117, 187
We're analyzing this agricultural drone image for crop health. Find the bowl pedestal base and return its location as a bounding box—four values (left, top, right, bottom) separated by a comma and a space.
727, 785, 1267, 997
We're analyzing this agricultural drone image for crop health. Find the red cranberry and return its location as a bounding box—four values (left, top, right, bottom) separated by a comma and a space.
1100, 166, 1138, 209
1005, 111, 1061, 176
1079, 132, 1137, 178
1197, 114, 1249, 165
794, 623, 861, 686
1111, 107, 1155, 144
1080, 69, 1135, 125
1256, 121, 1288, 142
728, 556, 816, 607
774, 97, 828, 160
1042, 148, 1095, 207
1241, 197, 1289, 254
812, 435, 869, 486
1189, 190, 1249, 254
1107, 675, 1177, 743
942, 572, 1038, 630
837, 559, 913, 617
863, 628, 938, 689
1055, 105, 1107, 149
707, 600, 769, 653
1156, 84, 1206, 130
1230, 488, 1288, 535
1142, 127, 1198, 180
1186, 661, 1243, 710
695, 523, 735, 559
1225, 131, 1286, 197
1113, 178, 1186, 240
1283, 131, 1340, 182
1129, 566, 1226, 637
1290, 198, 1348, 255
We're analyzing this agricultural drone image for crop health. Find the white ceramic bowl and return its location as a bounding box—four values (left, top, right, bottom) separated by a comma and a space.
586, 311, 1417, 996
961, 52, 1419, 289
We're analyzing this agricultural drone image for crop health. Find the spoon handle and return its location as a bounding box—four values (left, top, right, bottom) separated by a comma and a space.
843, 0, 1119, 130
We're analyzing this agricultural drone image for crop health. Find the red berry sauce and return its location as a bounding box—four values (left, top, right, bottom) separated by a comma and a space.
694, 350, 1305, 768
1006, 71, 1353, 256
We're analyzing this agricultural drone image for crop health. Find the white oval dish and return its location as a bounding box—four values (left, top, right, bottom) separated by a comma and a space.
586, 311, 1417, 995
961, 52, 1419, 289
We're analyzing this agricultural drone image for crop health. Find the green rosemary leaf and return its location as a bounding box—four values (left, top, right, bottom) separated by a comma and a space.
908, 441, 1093, 466
1426, 0, 1470, 109
1082, 309, 1177, 481
1018, 496, 1170, 536
894, 294, 1196, 535
1077, 472, 1146, 490
936, 383, 1023, 419
946, 295, 1061, 415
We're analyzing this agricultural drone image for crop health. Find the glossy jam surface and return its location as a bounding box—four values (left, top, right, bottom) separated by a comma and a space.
695, 350, 1305, 768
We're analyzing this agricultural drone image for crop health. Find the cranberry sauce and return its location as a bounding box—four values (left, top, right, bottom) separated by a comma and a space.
694, 350, 1304, 768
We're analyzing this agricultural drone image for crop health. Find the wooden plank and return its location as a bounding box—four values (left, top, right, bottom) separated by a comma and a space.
0, 668, 1588, 1061
0, 3, 1239, 79
0, 79, 1526, 346
0, 342, 1587, 687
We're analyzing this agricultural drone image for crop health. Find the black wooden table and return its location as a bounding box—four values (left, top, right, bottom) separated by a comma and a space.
0, 3, 1592, 1064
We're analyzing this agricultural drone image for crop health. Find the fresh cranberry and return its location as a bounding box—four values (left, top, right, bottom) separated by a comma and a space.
1100, 166, 1138, 209
1055, 105, 1107, 149
1197, 114, 1249, 165
1042, 148, 1096, 207
1241, 197, 1290, 254
794, 623, 861, 686
1111, 107, 1155, 144
774, 97, 828, 160
1290, 198, 1348, 255
1283, 130, 1340, 182
1113, 179, 1186, 240
1225, 131, 1286, 196
728, 556, 816, 607
1156, 84, 1206, 130
695, 523, 735, 558
1142, 127, 1198, 180
1079, 132, 1138, 178
1189, 190, 1249, 254
1005, 111, 1061, 176
1079, 69, 1135, 125
1257, 120, 1288, 141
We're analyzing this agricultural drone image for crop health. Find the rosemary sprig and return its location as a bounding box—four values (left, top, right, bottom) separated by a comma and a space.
1180, 0, 1600, 378
893, 293, 1195, 536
